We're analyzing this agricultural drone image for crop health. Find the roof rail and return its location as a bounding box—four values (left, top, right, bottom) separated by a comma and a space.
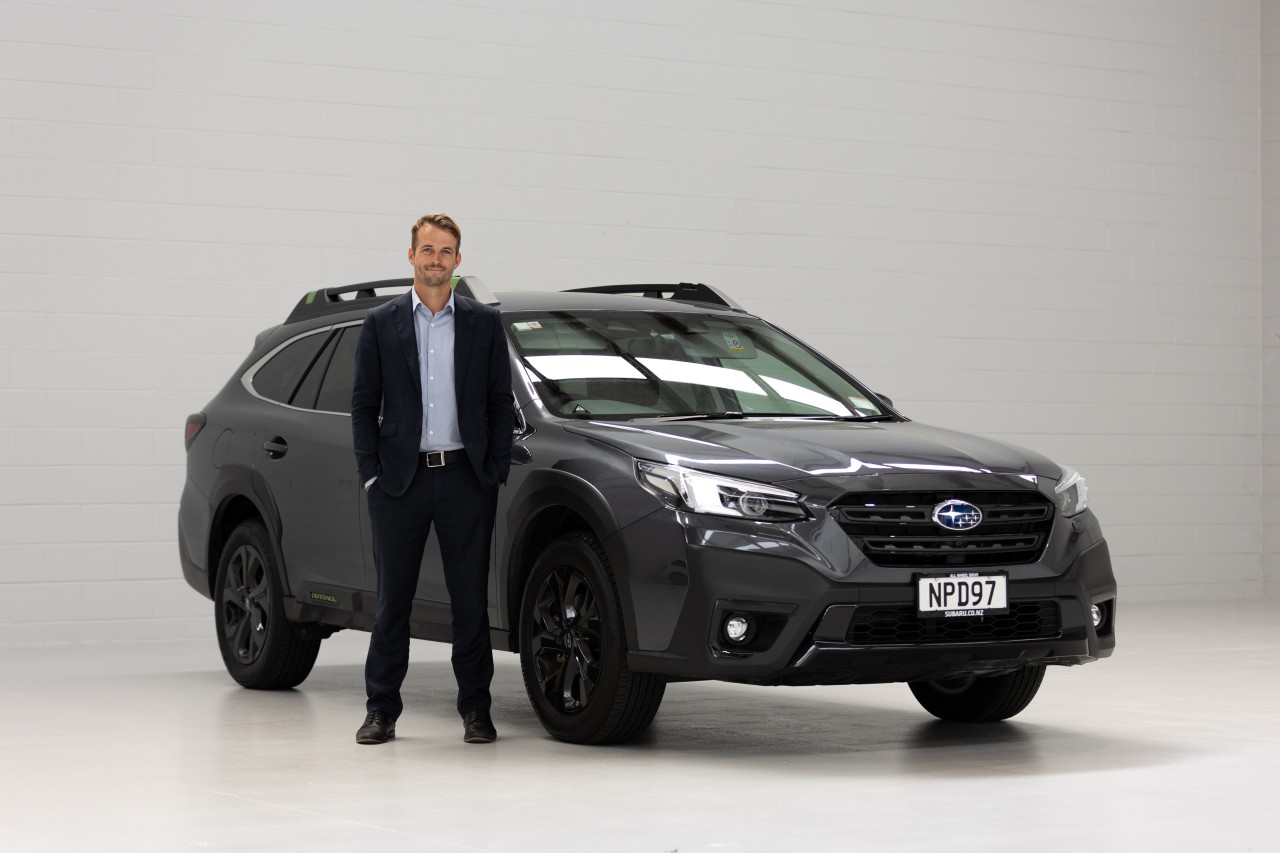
284, 275, 499, 324
285, 279, 408, 324
563, 282, 745, 312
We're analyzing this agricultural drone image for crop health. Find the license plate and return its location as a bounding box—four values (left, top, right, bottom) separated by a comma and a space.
917, 573, 1009, 618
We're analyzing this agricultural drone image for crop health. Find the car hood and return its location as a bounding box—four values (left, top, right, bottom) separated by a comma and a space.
563, 419, 1062, 487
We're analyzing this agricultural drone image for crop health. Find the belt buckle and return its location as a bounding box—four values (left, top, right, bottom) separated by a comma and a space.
424, 450, 446, 468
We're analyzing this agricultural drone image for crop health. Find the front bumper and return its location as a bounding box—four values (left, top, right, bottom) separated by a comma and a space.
623, 517, 1117, 685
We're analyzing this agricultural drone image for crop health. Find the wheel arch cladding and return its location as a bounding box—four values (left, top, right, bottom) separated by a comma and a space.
208, 469, 288, 599
504, 471, 635, 654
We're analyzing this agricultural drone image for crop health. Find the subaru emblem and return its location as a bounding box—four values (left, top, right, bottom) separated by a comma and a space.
932, 499, 983, 531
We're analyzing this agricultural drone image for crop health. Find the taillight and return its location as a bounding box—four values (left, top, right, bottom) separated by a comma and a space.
185, 413, 207, 451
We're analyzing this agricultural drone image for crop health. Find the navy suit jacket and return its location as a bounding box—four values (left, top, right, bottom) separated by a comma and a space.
351, 290, 514, 497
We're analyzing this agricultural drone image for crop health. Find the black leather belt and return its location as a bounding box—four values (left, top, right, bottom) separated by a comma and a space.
420, 449, 467, 468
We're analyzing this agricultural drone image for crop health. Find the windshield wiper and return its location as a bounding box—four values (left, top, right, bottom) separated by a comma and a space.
643, 412, 897, 423
788, 414, 898, 422
652, 411, 748, 421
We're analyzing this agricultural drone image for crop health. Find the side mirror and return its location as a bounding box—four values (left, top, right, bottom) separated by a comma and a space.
512, 403, 532, 465
875, 393, 895, 410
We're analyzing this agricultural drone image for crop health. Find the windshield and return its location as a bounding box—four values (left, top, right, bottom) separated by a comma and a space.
505, 309, 888, 420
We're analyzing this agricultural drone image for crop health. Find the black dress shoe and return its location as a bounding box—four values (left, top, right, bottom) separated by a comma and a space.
356, 710, 395, 745
462, 709, 496, 744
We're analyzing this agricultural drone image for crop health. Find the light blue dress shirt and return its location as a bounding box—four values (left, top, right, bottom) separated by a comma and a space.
412, 287, 464, 452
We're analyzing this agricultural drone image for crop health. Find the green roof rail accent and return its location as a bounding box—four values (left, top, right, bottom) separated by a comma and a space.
283, 276, 499, 324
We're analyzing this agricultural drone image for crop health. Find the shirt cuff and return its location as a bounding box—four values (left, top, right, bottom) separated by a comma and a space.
364, 476, 377, 489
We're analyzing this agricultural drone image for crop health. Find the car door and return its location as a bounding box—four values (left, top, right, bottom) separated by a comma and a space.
252, 325, 365, 591
348, 317, 449, 602
357, 497, 451, 602
355, 383, 524, 622
355, 447, 450, 604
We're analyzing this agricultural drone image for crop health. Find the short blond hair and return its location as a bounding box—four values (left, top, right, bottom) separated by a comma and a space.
410, 213, 461, 252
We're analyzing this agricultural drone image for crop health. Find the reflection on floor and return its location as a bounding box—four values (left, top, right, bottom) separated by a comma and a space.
1, 601, 1276, 852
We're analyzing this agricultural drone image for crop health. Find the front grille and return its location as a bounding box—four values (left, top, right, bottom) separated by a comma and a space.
830, 490, 1054, 568
845, 600, 1060, 645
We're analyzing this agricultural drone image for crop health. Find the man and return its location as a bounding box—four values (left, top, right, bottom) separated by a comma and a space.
350, 213, 514, 745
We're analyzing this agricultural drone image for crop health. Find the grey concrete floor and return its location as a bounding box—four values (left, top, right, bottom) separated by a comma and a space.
1, 601, 1276, 852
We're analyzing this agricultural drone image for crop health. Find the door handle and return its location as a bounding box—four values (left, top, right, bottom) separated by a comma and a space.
262, 437, 288, 459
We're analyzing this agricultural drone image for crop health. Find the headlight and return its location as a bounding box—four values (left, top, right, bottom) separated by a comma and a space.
635, 461, 808, 522
1054, 465, 1089, 516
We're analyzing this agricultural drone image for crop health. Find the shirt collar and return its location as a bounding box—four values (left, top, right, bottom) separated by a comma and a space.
411, 285, 455, 318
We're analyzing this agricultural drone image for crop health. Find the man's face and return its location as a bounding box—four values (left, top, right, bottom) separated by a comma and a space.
408, 224, 461, 290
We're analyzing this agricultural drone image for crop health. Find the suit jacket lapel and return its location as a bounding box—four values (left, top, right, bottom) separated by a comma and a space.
391, 292, 421, 387
454, 295, 474, 391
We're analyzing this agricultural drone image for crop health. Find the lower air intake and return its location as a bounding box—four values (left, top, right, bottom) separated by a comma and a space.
845, 601, 1061, 645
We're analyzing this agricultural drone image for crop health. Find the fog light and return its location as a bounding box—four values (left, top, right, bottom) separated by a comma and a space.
1091, 604, 1103, 628
724, 614, 752, 644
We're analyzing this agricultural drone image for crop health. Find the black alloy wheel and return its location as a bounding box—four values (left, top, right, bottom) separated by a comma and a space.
519, 531, 665, 744
213, 520, 321, 689
529, 561, 603, 715
221, 541, 271, 665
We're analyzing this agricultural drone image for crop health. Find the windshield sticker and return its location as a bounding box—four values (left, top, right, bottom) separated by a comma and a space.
512, 321, 543, 332
721, 331, 746, 353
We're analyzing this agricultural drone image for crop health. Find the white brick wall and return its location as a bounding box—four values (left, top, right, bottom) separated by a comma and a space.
0, 0, 1271, 643
1264, 0, 1280, 598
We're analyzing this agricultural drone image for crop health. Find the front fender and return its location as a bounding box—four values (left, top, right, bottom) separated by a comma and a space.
502, 464, 641, 648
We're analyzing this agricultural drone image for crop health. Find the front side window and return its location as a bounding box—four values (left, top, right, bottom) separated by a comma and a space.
506, 310, 885, 420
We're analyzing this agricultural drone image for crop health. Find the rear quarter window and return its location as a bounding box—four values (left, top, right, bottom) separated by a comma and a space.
251, 331, 329, 404
314, 326, 360, 413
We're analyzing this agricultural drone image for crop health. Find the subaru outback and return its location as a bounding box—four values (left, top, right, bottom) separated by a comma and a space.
179, 279, 1116, 744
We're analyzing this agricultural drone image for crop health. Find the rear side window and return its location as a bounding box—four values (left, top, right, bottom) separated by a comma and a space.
315, 326, 360, 413
251, 331, 329, 404
290, 332, 340, 409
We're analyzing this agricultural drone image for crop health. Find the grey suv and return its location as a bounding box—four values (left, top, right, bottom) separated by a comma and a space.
180, 279, 1116, 744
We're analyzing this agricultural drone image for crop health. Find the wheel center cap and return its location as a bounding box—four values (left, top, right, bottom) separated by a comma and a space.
562, 632, 574, 649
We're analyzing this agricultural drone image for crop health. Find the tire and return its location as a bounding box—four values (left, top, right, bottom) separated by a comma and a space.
213, 520, 320, 690
519, 531, 665, 744
908, 665, 1046, 723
